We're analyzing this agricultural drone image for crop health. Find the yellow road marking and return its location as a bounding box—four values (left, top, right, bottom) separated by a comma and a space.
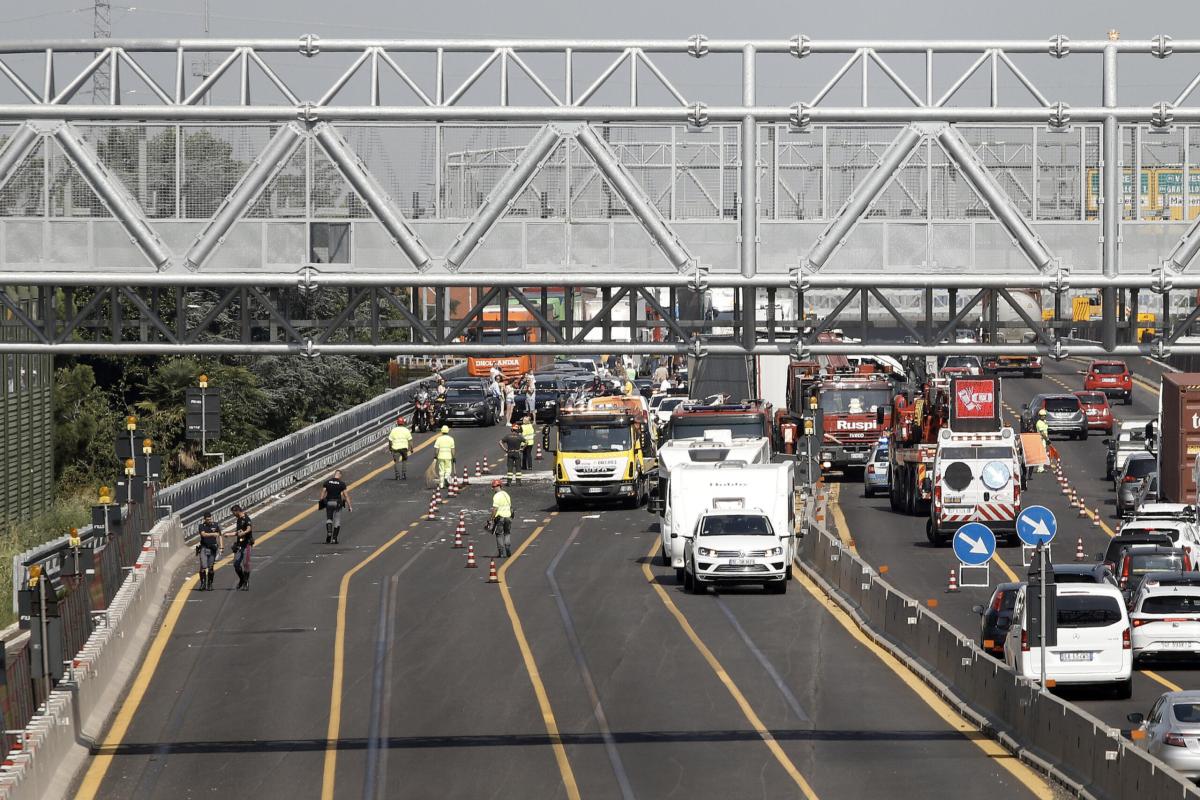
76, 434, 437, 800
1132, 375, 1160, 396
497, 512, 581, 800
991, 552, 1021, 583
819, 495, 1052, 798
642, 541, 821, 800
321, 523, 420, 799
792, 565, 1052, 797
828, 483, 855, 551
1141, 670, 1183, 692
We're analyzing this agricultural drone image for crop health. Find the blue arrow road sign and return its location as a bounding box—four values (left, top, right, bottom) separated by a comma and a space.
953, 522, 996, 567
1016, 505, 1057, 548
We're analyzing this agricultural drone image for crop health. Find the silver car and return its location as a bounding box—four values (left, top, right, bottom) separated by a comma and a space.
1129, 691, 1200, 780
1116, 452, 1158, 517
863, 440, 890, 498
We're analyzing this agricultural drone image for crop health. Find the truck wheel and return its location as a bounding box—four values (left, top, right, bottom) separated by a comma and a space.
926, 519, 940, 546
889, 472, 902, 512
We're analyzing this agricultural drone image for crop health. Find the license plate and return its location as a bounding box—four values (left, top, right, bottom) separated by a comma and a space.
1161, 641, 1197, 649
587, 487, 603, 494
849, 453, 865, 460
453, 411, 467, 416
1059, 651, 1093, 662
1086, 410, 1097, 415
730, 558, 756, 566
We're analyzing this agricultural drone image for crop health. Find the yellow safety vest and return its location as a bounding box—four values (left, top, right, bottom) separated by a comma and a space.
521, 422, 535, 446
435, 434, 455, 460
1035, 419, 1049, 438
389, 426, 412, 450
492, 489, 513, 519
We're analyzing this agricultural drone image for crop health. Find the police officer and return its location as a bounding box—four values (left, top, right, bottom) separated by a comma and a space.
389, 416, 413, 480
520, 414, 536, 471
228, 503, 254, 590
501, 422, 524, 484
434, 425, 456, 489
195, 511, 222, 591
320, 469, 353, 544
1035, 408, 1050, 443
490, 478, 513, 558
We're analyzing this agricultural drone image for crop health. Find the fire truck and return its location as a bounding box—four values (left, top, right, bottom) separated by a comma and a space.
926, 376, 1022, 546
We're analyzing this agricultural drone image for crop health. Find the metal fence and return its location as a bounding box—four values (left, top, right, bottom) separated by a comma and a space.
798, 487, 1200, 799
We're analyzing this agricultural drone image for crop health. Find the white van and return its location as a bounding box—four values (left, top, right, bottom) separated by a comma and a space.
1004, 583, 1132, 697
662, 461, 794, 582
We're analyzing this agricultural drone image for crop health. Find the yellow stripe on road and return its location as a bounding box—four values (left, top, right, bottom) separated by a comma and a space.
820, 494, 1052, 798
497, 512, 582, 800
321, 524, 419, 799
642, 541, 821, 800
828, 483, 855, 551
1142, 670, 1184, 692
77, 434, 437, 800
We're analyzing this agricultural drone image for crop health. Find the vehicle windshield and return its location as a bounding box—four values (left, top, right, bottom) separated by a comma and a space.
446, 388, 485, 400
1129, 554, 1185, 575
559, 424, 632, 451
474, 328, 529, 344
659, 398, 684, 412
670, 416, 764, 440
1092, 363, 1125, 375
943, 356, 980, 368
818, 389, 892, 414
699, 514, 774, 536
1125, 458, 1157, 479
1044, 397, 1080, 413
1054, 571, 1101, 584
1056, 595, 1123, 628
1141, 595, 1200, 614
1076, 392, 1107, 405
939, 446, 1014, 460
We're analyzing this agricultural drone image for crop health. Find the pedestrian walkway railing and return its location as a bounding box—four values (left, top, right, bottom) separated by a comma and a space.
797, 484, 1200, 799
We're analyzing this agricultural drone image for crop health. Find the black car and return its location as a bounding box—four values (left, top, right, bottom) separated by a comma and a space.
511, 373, 568, 422
1100, 531, 1175, 569
1051, 563, 1118, 586
441, 385, 498, 426
973, 582, 1021, 657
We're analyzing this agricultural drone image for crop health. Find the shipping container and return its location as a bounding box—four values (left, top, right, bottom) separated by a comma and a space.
1159, 372, 1200, 502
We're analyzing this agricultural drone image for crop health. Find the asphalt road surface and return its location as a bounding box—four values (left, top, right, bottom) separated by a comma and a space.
72, 415, 1052, 798
834, 354, 1191, 735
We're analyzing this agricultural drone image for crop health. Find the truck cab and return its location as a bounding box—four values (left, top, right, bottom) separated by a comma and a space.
544, 409, 652, 510
929, 427, 1022, 546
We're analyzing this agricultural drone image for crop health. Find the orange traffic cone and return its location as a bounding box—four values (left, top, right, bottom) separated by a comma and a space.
465, 543, 477, 568
482, 460, 491, 474
1093, 508, 1101, 527
1075, 537, 1086, 561
427, 496, 438, 520
535, 442, 543, 461
946, 568, 959, 593
475, 460, 482, 477
452, 527, 464, 548
487, 559, 499, 583
1077, 502, 1087, 518
463, 466, 470, 482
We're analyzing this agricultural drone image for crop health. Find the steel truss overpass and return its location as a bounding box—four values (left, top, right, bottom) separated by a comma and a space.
2, 35, 1200, 354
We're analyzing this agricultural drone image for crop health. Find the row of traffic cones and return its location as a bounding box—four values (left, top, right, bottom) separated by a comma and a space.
438, 488, 498, 584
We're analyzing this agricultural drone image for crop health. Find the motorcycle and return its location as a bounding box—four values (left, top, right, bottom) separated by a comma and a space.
413, 388, 433, 432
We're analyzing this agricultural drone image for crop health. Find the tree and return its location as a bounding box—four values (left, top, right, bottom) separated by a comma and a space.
53, 364, 118, 488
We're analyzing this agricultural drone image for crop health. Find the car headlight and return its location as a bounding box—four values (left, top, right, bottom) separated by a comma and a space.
769, 546, 783, 556
697, 547, 714, 557
981, 460, 1011, 491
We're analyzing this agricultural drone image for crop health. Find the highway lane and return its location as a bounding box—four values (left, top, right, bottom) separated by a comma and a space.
71, 414, 1054, 798
836, 354, 1200, 733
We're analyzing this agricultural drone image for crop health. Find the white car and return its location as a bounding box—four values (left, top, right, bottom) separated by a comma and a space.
682, 509, 791, 594
1130, 585, 1200, 662
652, 396, 686, 429
1004, 583, 1133, 697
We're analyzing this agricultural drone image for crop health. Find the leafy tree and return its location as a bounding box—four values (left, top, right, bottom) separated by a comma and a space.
52, 364, 118, 489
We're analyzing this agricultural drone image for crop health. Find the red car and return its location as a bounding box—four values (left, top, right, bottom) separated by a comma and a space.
1083, 359, 1132, 405
1073, 390, 1114, 434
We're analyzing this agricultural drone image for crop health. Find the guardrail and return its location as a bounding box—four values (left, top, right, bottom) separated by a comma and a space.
13, 364, 463, 600
798, 487, 1200, 800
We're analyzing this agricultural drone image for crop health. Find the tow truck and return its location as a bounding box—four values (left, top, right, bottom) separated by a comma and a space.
543, 408, 652, 510
982, 354, 1043, 378
926, 376, 1022, 546
886, 379, 950, 516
